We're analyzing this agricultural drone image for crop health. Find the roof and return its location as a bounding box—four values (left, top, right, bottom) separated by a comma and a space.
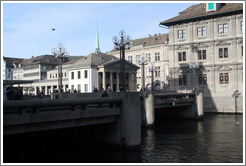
3, 57, 24, 69
100, 59, 140, 69
110, 33, 169, 52
161, 3, 243, 26
20, 55, 58, 67
69, 53, 117, 69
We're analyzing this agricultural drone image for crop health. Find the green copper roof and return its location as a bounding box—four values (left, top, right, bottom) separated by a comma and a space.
95, 23, 101, 53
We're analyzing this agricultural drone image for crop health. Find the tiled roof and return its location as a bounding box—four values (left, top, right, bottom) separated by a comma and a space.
100, 59, 140, 69
161, 3, 243, 26
110, 33, 169, 52
20, 55, 58, 67
4, 57, 24, 68
69, 53, 117, 69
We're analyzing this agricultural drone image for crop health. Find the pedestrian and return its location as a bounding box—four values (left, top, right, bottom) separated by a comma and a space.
107, 86, 112, 92
6, 84, 16, 100
101, 90, 108, 97
93, 86, 98, 93
73, 89, 77, 93
15, 87, 23, 100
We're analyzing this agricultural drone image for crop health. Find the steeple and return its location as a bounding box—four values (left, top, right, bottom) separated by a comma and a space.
95, 23, 101, 54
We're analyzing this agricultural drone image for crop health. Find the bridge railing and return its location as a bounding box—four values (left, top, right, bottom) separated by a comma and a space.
3, 97, 122, 115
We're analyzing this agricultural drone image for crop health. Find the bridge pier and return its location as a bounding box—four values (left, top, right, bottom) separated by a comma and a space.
195, 90, 204, 120
142, 91, 155, 126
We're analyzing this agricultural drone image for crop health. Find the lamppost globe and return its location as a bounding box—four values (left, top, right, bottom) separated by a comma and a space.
57, 43, 63, 49
119, 30, 126, 38
112, 36, 119, 45
52, 48, 58, 55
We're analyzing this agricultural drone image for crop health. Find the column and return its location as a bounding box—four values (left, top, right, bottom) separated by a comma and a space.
97, 72, 101, 91
128, 73, 132, 91
110, 72, 113, 90
116, 72, 120, 91
134, 73, 137, 91
103, 72, 106, 91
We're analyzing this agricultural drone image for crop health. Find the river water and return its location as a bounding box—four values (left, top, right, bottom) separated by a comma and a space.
4, 113, 243, 163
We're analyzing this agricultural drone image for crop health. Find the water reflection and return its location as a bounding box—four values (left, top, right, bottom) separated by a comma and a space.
141, 114, 243, 163
4, 114, 243, 163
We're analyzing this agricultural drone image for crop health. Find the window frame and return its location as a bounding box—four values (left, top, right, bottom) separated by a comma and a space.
218, 23, 228, 34
178, 29, 186, 39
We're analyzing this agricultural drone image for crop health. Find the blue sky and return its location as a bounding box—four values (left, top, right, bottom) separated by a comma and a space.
2, 2, 196, 59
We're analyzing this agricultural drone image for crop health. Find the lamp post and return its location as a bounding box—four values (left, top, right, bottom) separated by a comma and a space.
137, 53, 148, 90
189, 61, 199, 89
112, 30, 132, 91
150, 65, 156, 91
52, 43, 67, 93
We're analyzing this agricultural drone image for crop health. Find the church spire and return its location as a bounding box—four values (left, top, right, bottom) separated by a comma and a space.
95, 23, 101, 53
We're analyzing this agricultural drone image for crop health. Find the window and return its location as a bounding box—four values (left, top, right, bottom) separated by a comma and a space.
71, 72, 74, 79
219, 48, 228, 58
155, 66, 160, 77
178, 52, 186, 61
241, 21, 243, 32
50, 74, 52, 78
198, 50, 206, 60
178, 29, 186, 39
146, 53, 151, 62
56, 73, 57, 78
208, 3, 214, 10
179, 75, 187, 85
128, 56, 132, 63
71, 85, 74, 91
136, 54, 140, 63
84, 70, 88, 78
218, 24, 228, 34
197, 27, 206, 37
155, 52, 160, 61
219, 73, 229, 84
198, 74, 207, 85
65, 72, 66, 77
78, 71, 81, 79
242, 46, 243, 56
84, 84, 88, 92
78, 84, 81, 92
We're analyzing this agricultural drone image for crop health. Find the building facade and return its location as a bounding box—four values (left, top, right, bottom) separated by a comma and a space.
3, 57, 24, 80
109, 33, 170, 91
160, 3, 243, 113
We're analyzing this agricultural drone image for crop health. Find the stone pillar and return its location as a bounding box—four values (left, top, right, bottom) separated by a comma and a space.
103, 72, 106, 90
110, 72, 113, 90
97, 72, 101, 91
116, 72, 120, 91
143, 91, 155, 126
195, 90, 204, 120
128, 73, 132, 91
116, 92, 141, 147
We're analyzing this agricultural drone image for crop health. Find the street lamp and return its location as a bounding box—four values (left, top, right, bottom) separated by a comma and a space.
112, 30, 132, 91
149, 65, 156, 91
51, 43, 68, 93
137, 53, 148, 90
189, 61, 199, 89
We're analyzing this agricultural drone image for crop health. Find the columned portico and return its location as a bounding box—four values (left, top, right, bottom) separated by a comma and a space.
98, 59, 139, 92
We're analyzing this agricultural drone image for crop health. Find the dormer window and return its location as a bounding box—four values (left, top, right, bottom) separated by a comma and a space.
206, 3, 221, 13
208, 3, 215, 10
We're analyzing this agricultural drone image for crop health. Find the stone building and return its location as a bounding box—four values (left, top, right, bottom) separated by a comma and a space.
109, 33, 169, 90
160, 3, 243, 113
3, 57, 24, 80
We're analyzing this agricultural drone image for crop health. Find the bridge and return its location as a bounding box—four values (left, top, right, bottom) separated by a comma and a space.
3, 90, 203, 147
